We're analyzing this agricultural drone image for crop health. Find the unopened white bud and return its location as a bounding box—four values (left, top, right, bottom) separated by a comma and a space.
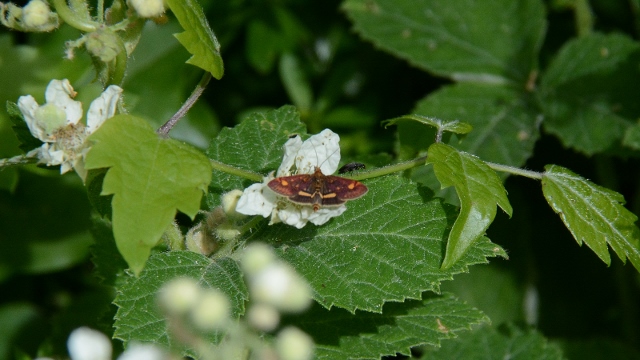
215, 222, 241, 242
190, 289, 231, 331
67, 327, 112, 360
247, 303, 280, 332
241, 243, 277, 276
23, 0, 50, 27
276, 327, 314, 360
221, 189, 246, 220
186, 223, 217, 255
128, 0, 165, 18
116, 343, 166, 360
251, 263, 312, 313
158, 277, 200, 314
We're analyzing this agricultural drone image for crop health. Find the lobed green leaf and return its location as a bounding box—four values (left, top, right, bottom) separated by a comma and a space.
539, 33, 640, 155
342, 0, 546, 84
113, 252, 248, 353
165, 0, 224, 78
426, 143, 512, 269
296, 293, 488, 359
421, 323, 565, 359
542, 165, 640, 272
85, 115, 212, 275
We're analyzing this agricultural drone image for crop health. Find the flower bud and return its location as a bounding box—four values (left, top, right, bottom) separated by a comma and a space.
190, 288, 231, 331
247, 303, 280, 332
128, 0, 166, 18
85, 29, 121, 62
67, 327, 112, 360
214, 222, 241, 242
250, 263, 312, 313
221, 189, 247, 220
116, 343, 166, 360
276, 327, 314, 360
158, 277, 200, 315
241, 243, 277, 276
23, 0, 51, 28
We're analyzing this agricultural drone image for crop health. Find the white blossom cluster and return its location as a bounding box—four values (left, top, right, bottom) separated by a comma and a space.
17, 79, 122, 181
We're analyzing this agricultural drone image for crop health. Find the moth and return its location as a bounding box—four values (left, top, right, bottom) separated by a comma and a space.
268, 167, 368, 211
338, 162, 366, 174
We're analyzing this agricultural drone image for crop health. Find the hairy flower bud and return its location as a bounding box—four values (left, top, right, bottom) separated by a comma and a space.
23, 0, 50, 28
190, 288, 231, 331
128, 0, 165, 18
276, 327, 314, 360
158, 277, 201, 315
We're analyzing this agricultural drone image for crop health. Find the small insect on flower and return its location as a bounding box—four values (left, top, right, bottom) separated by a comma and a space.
268, 167, 368, 212
338, 162, 366, 174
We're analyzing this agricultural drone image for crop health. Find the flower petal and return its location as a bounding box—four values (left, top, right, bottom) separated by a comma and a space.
44, 79, 82, 125
277, 135, 303, 176
307, 205, 346, 226
17, 95, 46, 140
295, 129, 340, 174
236, 181, 277, 218
86, 85, 123, 133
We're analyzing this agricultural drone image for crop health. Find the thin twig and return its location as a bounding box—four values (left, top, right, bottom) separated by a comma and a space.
157, 72, 212, 137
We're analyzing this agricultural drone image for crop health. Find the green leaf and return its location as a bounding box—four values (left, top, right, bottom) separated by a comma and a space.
421, 324, 565, 359
427, 143, 512, 270
622, 122, 640, 151
254, 175, 506, 313
245, 20, 282, 74
410, 83, 540, 167
85, 115, 212, 275
165, 0, 224, 79
342, 0, 546, 84
90, 217, 128, 287
295, 293, 488, 359
541, 165, 640, 272
206, 105, 306, 206
113, 252, 248, 353
279, 52, 313, 115
6, 101, 43, 153
384, 114, 473, 135
539, 33, 640, 155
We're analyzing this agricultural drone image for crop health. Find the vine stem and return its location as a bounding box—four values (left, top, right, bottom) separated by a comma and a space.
346, 155, 542, 181
210, 159, 264, 183
157, 72, 212, 137
348, 156, 427, 181
0, 153, 37, 168
51, 0, 98, 32
485, 161, 542, 180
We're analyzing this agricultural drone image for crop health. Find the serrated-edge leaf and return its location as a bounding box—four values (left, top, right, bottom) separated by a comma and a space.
252, 175, 507, 313
298, 293, 489, 359
423, 323, 565, 360
342, 0, 546, 84
542, 165, 640, 272
6, 101, 43, 153
113, 252, 248, 353
427, 143, 512, 269
165, 0, 224, 78
206, 105, 306, 205
383, 114, 473, 135
85, 115, 212, 275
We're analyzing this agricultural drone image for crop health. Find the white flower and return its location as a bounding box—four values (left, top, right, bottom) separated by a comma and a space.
276, 327, 314, 360
116, 343, 166, 360
67, 327, 112, 360
17, 79, 122, 180
127, 0, 166, 18
235, 129, 346, 228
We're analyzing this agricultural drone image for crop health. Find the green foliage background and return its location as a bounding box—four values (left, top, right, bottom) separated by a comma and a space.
2, 0, 640, 359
